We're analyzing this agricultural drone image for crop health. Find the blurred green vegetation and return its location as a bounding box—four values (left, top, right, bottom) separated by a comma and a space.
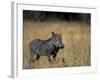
23, 10, 91, 24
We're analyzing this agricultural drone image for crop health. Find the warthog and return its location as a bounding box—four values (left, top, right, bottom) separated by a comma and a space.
29, 32, 64, 63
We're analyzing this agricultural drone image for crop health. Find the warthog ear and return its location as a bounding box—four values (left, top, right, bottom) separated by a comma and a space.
52, 32, 55, 36
52, 32, 58, 35
52, 32, 60, 36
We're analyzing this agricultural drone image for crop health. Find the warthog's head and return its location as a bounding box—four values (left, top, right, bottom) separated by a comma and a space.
51, 32, 64, 49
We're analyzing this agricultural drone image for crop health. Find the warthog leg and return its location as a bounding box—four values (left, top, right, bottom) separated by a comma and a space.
35, 54, 40, 61
48, 54, 52, 62
53, 54, 57, 61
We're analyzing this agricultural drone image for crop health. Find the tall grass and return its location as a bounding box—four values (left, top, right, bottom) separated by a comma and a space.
23, 21, 90, 69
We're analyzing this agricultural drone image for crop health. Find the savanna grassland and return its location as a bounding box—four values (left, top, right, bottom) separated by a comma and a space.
23, 21, 91, 69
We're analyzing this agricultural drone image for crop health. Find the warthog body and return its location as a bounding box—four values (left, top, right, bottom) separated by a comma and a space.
29, 32, 64, 63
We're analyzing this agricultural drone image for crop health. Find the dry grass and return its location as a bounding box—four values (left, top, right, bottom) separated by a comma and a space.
23, 21, 91, 69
